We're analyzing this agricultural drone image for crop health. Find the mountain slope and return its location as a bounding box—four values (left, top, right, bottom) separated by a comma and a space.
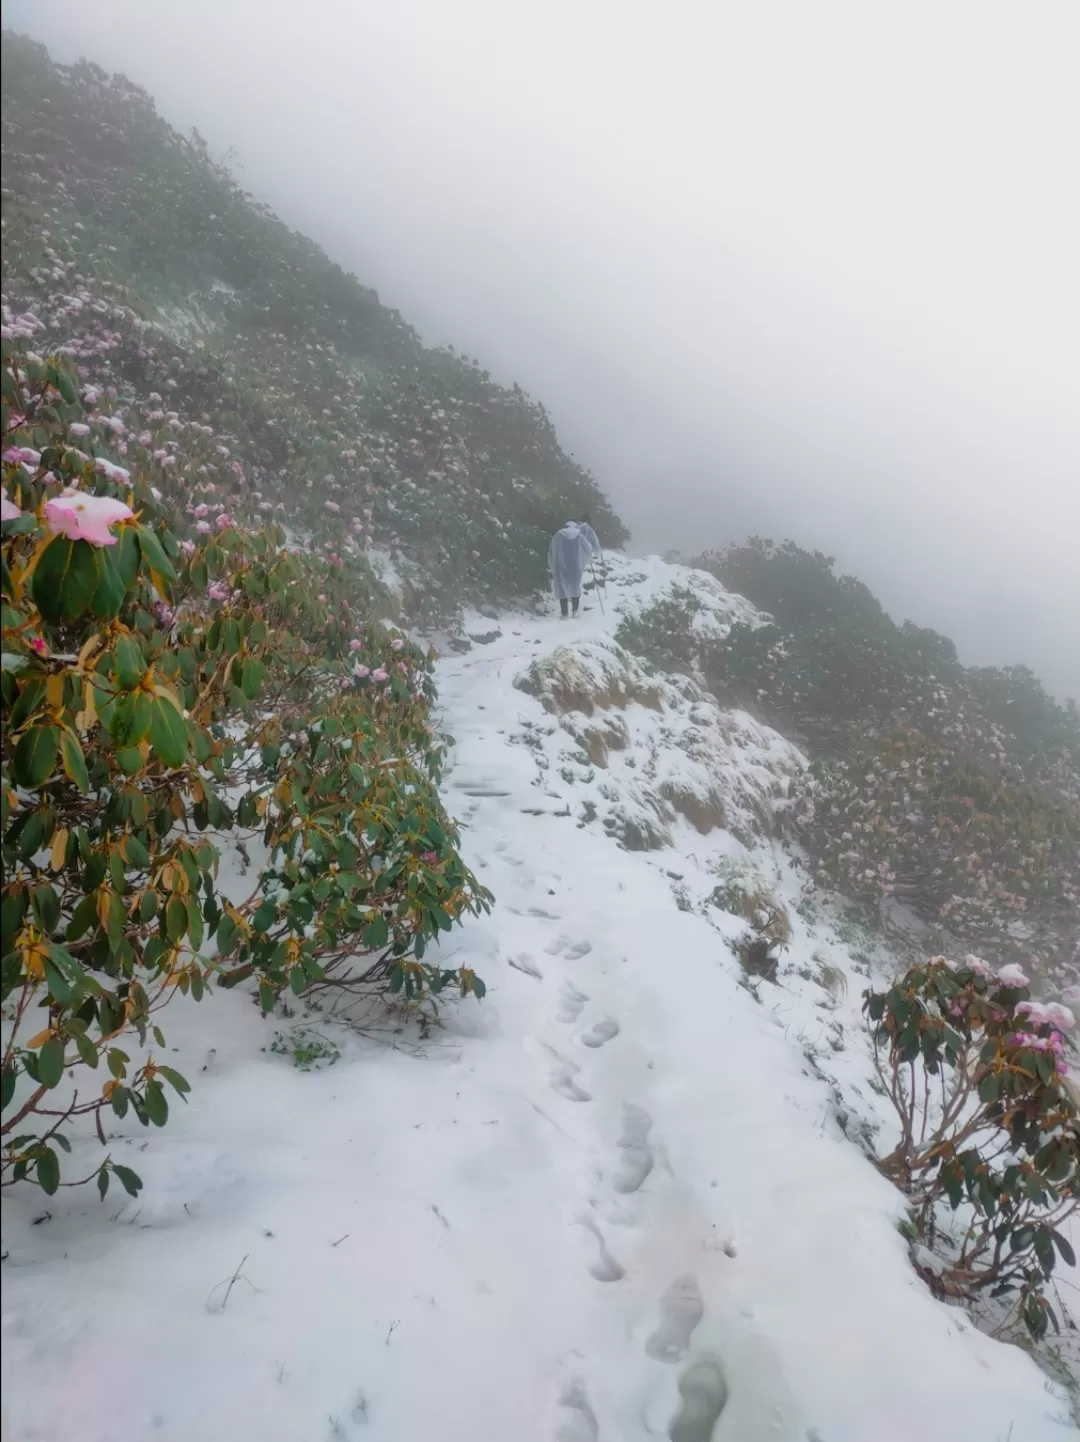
0, 31, 627, 623
2, 556, 1075, 1442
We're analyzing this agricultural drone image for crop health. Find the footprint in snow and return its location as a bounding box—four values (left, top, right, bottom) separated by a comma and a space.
545, 936, 593, 959
668, 1355, 728, 1442
555, 1380, 598, 1442
550, 1060, 591, 1103
645, 1275, 705, 1361
509, 953, 543, 979
577, 1216, 625, 1283
613, 1105, 654, 1194
580, 1017, 619, 1048
555, 983, 589, 1023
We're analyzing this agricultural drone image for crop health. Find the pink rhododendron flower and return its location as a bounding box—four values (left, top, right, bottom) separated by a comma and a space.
193, 503, 209, 518
1, 495, 22, 522
962, 954, 992, 978
420, 851, 437, 865
45, 489, 133, 547
997, 964, 1029, 988
68, 423, 91, 437
348, 639, 363, 651
1044, 1004, 1076, 1032
1009, 1031, 1047, 1051
196, 520, 211, 533
371, 667, 388, 683
325, 500, 340, 512
215, 512, 232, 529
353, 665, 370, 680
28, 636, 48, 657
95, 459, 130, 483
206, 581, 230, 601
3, 446, 41, 467
390, 638, 405, 651
1016, 1001, 1052, 1027
180, 539, 196, 555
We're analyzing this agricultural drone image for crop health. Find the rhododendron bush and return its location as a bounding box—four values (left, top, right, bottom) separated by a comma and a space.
795, 728, 1080, 985
1, 350, 491, 1199
865, 956, 1079, 1339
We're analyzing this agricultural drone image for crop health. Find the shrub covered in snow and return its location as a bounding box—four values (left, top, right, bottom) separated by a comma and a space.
698, 539, 1080, 790
690, 541, 1079, 987
866, 955, 1079, 1339
615, 584, 704, 674
795, 728, 1079, 986
1, 348, 491, 1198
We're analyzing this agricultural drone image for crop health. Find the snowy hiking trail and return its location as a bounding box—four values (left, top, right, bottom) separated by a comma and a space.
2, 556, 1077, 1442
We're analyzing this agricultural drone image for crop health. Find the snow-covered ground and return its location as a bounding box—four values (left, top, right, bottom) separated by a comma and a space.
2, 555, 1076, 1442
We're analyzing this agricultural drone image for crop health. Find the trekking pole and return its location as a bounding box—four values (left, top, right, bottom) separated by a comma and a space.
590, 559, 605, 615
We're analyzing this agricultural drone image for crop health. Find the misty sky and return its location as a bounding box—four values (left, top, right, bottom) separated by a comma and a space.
8, 0, 1080, 697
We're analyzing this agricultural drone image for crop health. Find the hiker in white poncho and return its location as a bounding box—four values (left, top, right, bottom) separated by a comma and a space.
548, 520, 595, 618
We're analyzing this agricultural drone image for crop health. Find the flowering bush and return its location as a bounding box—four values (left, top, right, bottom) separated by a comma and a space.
689, 543, 1079, 985
2, 348, 491, 1198
866, 956, 1079, 1338
794, 728, 1079, 984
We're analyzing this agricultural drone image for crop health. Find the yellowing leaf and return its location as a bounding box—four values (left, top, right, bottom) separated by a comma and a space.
151, 682, 183, 709
26, 1028, 54, 1049
77, 632, 105, 669
81, 678, 98, 727
50, 827, 69, 871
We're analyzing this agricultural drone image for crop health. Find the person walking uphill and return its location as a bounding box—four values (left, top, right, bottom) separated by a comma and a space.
548, 519, 595, 618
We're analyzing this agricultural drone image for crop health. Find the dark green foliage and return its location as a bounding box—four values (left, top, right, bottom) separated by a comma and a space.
2, 347, 492, 1198
866, 957, 1079, 1340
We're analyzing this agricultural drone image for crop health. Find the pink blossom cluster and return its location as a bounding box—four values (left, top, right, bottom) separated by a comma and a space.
1007, 1028, 1069, 1071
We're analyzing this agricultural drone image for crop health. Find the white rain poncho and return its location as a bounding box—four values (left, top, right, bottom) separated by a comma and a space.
548, 521, 595, 600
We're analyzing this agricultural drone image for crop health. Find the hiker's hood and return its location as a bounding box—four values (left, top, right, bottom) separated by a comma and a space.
559, 522, 581, 536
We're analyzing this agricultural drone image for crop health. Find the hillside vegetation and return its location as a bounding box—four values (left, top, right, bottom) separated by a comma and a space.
631, 541, 1080, 989
0, 31, 626, 626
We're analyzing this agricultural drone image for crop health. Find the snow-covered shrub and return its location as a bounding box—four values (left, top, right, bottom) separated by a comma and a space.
709, 858, 791, 979
795, 728, 1079, 982
1, 349, 490, 1198
699, 540, 1079, 797
615, 584, 703, 674
866, 955, 1079, 1338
